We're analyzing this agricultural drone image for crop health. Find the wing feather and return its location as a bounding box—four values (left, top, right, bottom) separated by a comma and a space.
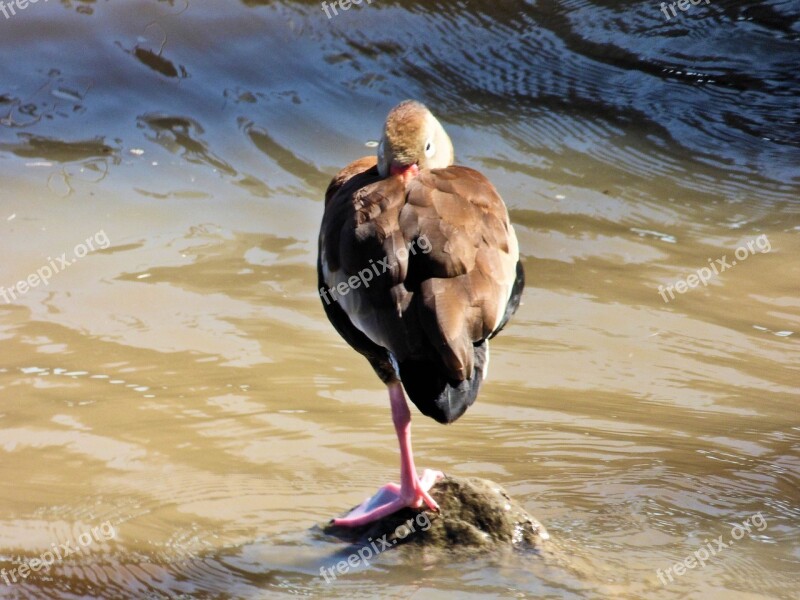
318, 162, 520, 390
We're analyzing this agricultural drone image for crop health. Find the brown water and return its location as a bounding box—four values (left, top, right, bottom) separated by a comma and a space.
1, 1, 798, 598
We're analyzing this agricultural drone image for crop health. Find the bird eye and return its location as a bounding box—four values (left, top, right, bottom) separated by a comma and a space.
424, 139, 435, 158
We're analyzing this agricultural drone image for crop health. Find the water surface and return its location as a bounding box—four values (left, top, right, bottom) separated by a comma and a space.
0, 1, 798, 598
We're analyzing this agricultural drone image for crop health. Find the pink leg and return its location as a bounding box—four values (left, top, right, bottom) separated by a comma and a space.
333, 382, 443, 527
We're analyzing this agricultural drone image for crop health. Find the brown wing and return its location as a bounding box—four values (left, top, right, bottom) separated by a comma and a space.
318, 162, 521, 420
399, 166, 520, 381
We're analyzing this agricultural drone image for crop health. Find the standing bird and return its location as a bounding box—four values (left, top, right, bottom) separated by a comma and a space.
318, 100, 524, 527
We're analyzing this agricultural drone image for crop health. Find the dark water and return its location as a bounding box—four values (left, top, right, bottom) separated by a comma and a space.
0, 1, 798, 598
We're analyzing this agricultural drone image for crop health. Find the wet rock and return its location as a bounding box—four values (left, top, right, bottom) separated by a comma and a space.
323, 476, 548, 552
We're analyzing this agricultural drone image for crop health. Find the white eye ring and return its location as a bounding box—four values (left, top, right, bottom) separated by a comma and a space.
424, 139, 435, 158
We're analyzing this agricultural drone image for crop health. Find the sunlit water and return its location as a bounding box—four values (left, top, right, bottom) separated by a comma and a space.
0, 1, 798, 598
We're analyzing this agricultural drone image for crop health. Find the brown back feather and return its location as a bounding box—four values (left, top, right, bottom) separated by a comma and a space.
319, 162, 518, 384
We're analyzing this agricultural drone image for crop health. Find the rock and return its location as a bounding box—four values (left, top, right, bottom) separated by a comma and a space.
323, 476, 548, 553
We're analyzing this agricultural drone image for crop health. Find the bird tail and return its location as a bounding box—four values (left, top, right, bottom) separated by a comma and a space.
399, 341, 488, 424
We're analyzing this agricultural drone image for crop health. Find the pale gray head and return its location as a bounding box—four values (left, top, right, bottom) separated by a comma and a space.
377, 100, 455, 178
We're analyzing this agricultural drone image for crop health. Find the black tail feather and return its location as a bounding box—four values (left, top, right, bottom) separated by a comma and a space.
399, 342, 488, 424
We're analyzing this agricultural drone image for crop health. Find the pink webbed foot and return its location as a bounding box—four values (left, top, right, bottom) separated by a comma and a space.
333, 469, 443, 527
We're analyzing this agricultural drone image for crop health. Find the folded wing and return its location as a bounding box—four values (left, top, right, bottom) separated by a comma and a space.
318, 161, 522, 423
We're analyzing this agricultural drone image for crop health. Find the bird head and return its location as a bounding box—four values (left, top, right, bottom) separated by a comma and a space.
377, 100, 455, 180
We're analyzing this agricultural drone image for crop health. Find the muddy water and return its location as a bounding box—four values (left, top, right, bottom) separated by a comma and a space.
0, 1, 798, 598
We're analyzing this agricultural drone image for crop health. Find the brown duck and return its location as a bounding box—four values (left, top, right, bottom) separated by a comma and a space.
318, 100, 524, 526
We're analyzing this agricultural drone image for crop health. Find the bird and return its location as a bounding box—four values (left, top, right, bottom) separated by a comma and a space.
317, 100, 524, 527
